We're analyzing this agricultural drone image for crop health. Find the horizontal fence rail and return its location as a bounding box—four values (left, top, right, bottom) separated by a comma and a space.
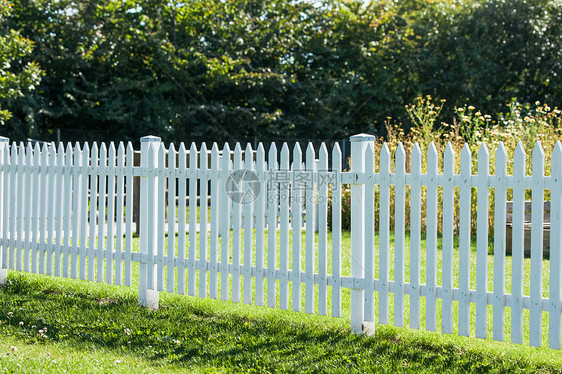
0, 135, 561, 350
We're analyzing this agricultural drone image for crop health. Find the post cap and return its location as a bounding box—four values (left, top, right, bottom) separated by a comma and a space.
140, 135, 161, 143
0, 136, 9, 143
350, 133, 376, 143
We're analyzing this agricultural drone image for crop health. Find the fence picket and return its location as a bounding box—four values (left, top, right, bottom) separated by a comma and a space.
106, 143, 116, 284
243, 144, 254, 304
305, 143, 316, 314
8, 143, 16, 271
493, 143, 507, 341
291, 144, 302, 312
318, 143, 329, 316
62, 144, 73, 278
124, 142, 134, 287
188, 142, 198, 296
364, 143, 375, 323
115, 142, 125, 285
0, 141, 7, 272
426, 143, 438, 331
279, 144, 290, 310
409, 144, 422, 329
267, 143, 278, 308
32, 143, 41, 274
255, 144, 266, 306
24, 144, 33, 273
167, 144, 177, 293
221, 143, 232, 302
442, 143, 455, 333
476, 144, 489, 339
530, 142, 545, 347
17, 143, 25, 272
200, 143, 209, 299
80, 143, 90, 280
232, 143, 243, 303
54, 144, 64, 276
379, 143, 390, 324
331, 144, 342, 318
97, 144, 107, 283
156, 144, 166, 291
178, 143, 187, 295
459, 144, 472, 336
394, 144, 406, 327
209, 143, 220, 299
549, 142, 562, 349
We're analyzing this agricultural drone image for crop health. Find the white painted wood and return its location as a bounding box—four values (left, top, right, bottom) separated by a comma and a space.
54, 143, 64, 277
458, 144, 472, 337
331, 143, 342, 318
530, 142, 544, 347
291, 144, 302, 312
188, 142, 198, 296
379, 143, 391, 325
305, 143, 316, 314
124, 142, 134, 287
178, 143, 187, 295
0, 138, 7, 274
200, 143, 209, 299
47, 144, 57, 275
80, 143, 90, 280
255, 143, 266, 306
318, 143, 329, 316
493, 143, 507, 341
209, 143, 220, 299
62, 143, 73, 278
97, 143, 107, 283
8, 143, 17, 271
426, 142, 438, 332
88, 143, 99, 281
475, 144, 489, 339
442, 143, 455, 334
39, 143, 48, 275
106, 143, 116, 284
364, 143, 375, 323
394, 143, 406, 327
220, 143, 232, 302
24, 144, 33, 273
16, 143, 25, 272
267, 143, 278, 308
115, 142, 125, 285
243, 144, 254, 304
167, 143, 177, 293
156, 143, 166, 291
232, 143, 243, 303
549, 142, 562, 349
279, 143, 290, 310
32, 143, 42, 274
410, 143, 422, 330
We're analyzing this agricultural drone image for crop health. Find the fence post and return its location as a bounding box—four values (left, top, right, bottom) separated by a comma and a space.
350, 133, 376, 334
138, 135, 161, 309
0, 136, 8, 285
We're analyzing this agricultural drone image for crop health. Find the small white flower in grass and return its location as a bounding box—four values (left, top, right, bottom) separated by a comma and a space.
114, 360, 121, 364
10, 346, 17, 352
7, 312, 13, 318
19, 321, 23, 326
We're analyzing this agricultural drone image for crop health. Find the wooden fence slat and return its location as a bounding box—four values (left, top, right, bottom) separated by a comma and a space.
442, 143, 455, 334
255, 144, 266, 306
80, 143, 90, 280
493, 143, 507, 341
530, 142, 545, 347
0, 143, 7, 272
318, 143, 329, 316
279, 143, 290, 310
549, 142, 562, 349
17, 143, 25, 272
167, 143, 177, 293
331, 144, 342, 318
200, 143, 210, 299
209, 143, 220, 299
23, 144, 33, 273
243, 144, 254, 304
106, 143, 116, 284
364, 143, 375, 323
291, 144, 303, 312
88, 143, 99, 281
267, 143, 278, 308
115, 142, 125, 285
220, 143, 232, 302
177, 143, 187, 295
54, 143, 64, 276
7, 144, 16, 271
409, 144, 422, 330
476, 144, 489, 339
124, 142, 134, 287
394, 143, 406, 327
188, 142, 198, 296
379, 143, 391, 325
459, 144, 472, 337
62, 143, 73, 278
426, 143, 438, 331
232, 143, 243, 303
97, 143, 107, 283
156, 143, 166, 291
305, 143, 316, 314
32, 143, 41, 274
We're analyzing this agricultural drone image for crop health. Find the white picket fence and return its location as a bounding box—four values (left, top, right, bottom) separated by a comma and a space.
0, 134, 561, 350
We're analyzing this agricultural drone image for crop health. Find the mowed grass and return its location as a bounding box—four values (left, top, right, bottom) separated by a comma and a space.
1, 273, 562, 373
2, 229, 562, 372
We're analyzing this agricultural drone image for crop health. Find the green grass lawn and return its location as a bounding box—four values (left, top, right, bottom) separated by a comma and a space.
1, 272, 562, 373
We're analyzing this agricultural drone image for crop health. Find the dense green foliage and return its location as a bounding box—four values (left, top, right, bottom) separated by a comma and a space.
0, 0, 560, 144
